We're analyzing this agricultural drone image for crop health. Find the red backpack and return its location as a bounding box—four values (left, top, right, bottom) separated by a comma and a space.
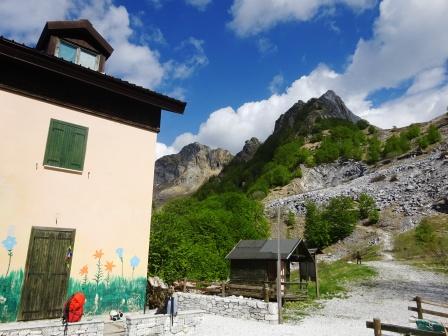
62, 292, 86, 323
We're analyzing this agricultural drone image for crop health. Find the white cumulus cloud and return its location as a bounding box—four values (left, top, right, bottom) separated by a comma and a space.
228, 0, 376, 36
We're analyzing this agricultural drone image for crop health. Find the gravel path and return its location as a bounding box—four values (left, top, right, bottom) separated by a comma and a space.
194, 259, 448, 336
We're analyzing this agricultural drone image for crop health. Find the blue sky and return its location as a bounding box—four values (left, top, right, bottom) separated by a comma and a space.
1, 0, 447, 158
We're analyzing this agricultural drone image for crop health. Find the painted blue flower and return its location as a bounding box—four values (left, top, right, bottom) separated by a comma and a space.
116, 247, 124, 259
2, 236, 16, 251
130, 256, 140, 269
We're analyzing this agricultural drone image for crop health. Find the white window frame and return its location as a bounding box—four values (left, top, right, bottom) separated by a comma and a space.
55, 38, 100, 71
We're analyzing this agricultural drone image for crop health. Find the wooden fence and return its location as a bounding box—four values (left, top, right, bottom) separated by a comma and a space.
366, 296, 448, 335
174, 279, 308, 302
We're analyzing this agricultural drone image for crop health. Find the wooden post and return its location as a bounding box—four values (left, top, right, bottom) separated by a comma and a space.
276, 206, 282, 324
263, 283, 270, 302
416, 296, 423, 319
183, 278, 187, 293
221, 281, 226, 297
314, 253, 320, 299
373, 318, 382, 336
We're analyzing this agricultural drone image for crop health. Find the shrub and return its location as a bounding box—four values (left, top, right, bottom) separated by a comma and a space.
310, 132, 323, 143
368, 125, 377, 134
418, 136, 429, 149
357, 119, 370, 130
426, 125, 441, 144
382, 133, 410, 158
415, 219, 436, 244
358, 193, 376, 219
286, 211, 296, 228
404, 124, 421, 140
368, 209, 380, 224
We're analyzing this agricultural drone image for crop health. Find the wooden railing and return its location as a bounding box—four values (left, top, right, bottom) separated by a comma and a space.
174, 279, 308, 302
366, 296, 448, 335
408, 296, 448, 320
366, 319, 445, 336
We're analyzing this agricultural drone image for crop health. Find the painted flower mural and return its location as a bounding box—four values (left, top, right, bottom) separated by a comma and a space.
79, 265, 88, 286
130, 256, 140, 279
104, 261, 115, 286
93, 249, 104, 287
2, 235, 17, 276
115, 247, 124, 277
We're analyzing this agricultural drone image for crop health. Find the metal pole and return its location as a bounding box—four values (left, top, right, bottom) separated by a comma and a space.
277, 206, 282, 324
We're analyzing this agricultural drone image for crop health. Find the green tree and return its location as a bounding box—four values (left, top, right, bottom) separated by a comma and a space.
323, 196, 358, 243
304, 201, 330, 248
367, 135, 382, 164
148, 193, 269, 283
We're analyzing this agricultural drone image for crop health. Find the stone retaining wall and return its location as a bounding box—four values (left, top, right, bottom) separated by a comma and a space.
175, 292, 278, 324
0, 318, 104, 336
125, 310, 203, 336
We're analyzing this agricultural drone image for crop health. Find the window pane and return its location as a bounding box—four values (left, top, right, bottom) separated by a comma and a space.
58, 42, 77, 63
78, 50, 98, 70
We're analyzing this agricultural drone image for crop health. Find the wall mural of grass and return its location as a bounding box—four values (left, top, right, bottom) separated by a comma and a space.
68, 276, 146, 317
0, 247, 146, 322
0, 270, 24, 322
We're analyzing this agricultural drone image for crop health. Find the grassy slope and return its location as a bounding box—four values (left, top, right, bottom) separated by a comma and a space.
284, 260, 377, 320
394, 215, 448, 273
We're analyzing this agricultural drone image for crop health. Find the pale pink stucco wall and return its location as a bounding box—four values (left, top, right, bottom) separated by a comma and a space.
0, 89, 157, 279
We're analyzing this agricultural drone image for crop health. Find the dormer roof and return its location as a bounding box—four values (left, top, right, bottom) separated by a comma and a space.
36, 19, 113, 59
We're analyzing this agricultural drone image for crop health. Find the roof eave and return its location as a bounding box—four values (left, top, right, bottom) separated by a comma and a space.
0, 37, 186, 114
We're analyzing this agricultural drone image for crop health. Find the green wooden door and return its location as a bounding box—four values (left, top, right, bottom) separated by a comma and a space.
18, 227, 75, 321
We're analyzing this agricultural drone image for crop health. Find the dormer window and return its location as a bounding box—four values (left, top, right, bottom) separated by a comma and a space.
56, 39, 99, 71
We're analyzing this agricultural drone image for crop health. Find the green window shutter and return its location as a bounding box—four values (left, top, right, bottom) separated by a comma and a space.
43, 119, 88, 171
65, 125, 88, 171
44, 120, 68, 167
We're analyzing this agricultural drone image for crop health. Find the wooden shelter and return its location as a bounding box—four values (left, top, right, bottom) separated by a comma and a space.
225, 239, 314, 283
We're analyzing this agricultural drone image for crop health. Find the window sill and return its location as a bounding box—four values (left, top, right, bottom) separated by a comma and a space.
43, 165, 83, 175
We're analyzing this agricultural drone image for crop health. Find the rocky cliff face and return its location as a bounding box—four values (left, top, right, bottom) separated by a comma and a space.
273, 90, 361, 135
153, 143, 233, 205
233, 137, 261, 163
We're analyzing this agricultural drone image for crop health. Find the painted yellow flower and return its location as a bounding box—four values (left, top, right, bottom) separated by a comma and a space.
79, 265, 88, 275
93, 249, 104, 259
105, 261, 116, 273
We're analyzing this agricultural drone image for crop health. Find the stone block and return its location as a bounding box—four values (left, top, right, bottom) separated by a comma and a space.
265, 314, 277, 321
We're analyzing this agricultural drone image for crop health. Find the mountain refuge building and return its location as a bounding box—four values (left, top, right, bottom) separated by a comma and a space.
0, 20, 185, 322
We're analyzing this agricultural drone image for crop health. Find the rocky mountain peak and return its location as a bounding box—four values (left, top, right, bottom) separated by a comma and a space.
233, 137, 261, 163
316, 90, 360, 123
273, 90, 361, 135
153, 143, 233, 205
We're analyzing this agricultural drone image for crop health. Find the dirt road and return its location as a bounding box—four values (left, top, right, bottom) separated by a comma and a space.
195, 258, 448, 336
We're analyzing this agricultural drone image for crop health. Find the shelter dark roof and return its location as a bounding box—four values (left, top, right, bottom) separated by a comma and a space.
226, 239, 302, 260
36, 20, 114, 59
